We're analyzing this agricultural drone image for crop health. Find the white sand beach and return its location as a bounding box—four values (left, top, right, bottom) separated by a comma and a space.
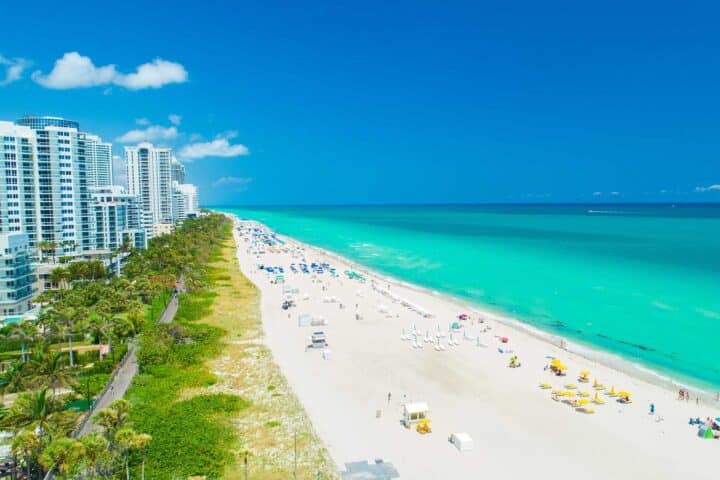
230, 216, 720, 480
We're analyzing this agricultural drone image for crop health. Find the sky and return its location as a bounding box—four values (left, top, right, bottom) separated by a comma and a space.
1, 0, 719, 205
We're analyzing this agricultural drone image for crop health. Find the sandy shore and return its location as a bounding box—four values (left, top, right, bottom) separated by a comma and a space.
230, 216, 720, 479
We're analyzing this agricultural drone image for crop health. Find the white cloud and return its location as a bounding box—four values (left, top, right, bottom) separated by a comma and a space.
695, 184, 720, 192
115, 125, 178, 143
135, 117, 150, 126
178, 133, 250, 161
31, 52, 188, 90
212, 176, 253, 188
592, 191, 603, 196
0, 55, 31, 86
168, 114, 182, 126
610, 191, 620, 196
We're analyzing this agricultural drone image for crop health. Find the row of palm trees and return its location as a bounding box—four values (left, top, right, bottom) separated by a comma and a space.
6, 395, 151, 479
0, 214, 230, 478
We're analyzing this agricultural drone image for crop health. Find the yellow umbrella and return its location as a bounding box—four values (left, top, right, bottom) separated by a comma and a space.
618, 391, 631, 398
564, 391, 576, 397
576, 398, 590, 406
539, 382, 552, 389
550, 358, 567, 371
579, 370, 590, 377
608, 386, 617, 396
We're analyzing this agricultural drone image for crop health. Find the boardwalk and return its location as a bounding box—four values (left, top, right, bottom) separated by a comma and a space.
75, 277, 184, 436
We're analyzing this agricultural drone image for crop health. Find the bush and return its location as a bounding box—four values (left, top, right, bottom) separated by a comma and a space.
136, 326, 173, 369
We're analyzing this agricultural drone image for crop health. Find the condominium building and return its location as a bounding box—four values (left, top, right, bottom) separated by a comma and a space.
171, 158, 185, 184
89, 186, 147, 251
11, 115, 113, 255
172, 182, 199, 220
0, 122, 37, 239
83, 134, 112, 188
125, 142, 174, 232
0, 233, 35, 316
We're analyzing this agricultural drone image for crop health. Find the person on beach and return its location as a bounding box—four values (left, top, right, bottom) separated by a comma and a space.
388, 392, 392, 404
649, 403, 655, 415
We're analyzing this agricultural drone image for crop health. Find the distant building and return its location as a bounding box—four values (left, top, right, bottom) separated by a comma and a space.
89, 186, 147, 251
171, 158, 185, 184
125, 142, 174, 233
0, 233, 35, 316
152, 223, 174, 237
83, 133, 112, 188
172, 182, 199, 220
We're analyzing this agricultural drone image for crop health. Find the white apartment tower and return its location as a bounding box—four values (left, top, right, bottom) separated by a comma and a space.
125, 142, 174, 231
172, 182, 199, 220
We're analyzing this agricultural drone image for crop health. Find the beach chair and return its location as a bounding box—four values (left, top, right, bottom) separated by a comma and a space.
539, 383, 552, 389
564, 383, 577, 390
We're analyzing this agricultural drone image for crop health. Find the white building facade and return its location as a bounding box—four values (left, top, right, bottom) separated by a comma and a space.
125, 142, 174, 234
172, 182, 199, 220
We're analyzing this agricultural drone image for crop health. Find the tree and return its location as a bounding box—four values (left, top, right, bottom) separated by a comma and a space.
50, 267, 71, 290
0, 388, 76, 448
11, 429, 39, 480
132, 432, 152, 480
80, 433, 110, 479
93, 399, 132, 442
40, 437, 86, 479
27, 350, 75, 398
115, 428, 135, 480
7, 320, 37, 363
38, 241, 58, 264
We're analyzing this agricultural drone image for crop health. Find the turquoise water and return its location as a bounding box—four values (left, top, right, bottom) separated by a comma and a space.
215, 204, 720, 390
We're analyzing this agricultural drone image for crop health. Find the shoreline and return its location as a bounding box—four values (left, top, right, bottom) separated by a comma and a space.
230, 214, 716, 402
226, 212, 720, 479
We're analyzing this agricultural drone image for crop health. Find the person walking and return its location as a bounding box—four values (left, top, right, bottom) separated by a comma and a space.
387, 392, 392, 404
649, 403, 655, 415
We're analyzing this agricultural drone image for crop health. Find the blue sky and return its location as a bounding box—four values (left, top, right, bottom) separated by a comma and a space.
1, 1, 719, 205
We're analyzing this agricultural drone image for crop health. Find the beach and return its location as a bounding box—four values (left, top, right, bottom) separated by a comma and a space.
230, 216, 720, 479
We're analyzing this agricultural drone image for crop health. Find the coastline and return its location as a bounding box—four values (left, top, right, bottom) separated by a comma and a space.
232, 215, 715, 402
225, 212, 720, 479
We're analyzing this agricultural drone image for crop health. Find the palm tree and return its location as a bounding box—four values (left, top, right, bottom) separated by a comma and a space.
93, 399, 132, 442
80, 433, 109, 479
7, 320, 37, 362
0, 360, 31, 395
115, 428, 135, 480
39, 437, 86, 479
38, 241, 58, 264
0, 388, 75, 448
27, 350, 75, 398
50, 267, 71, 290
11, 429, 39, 480
132, 432, 152, 480
47, 306, 84, 368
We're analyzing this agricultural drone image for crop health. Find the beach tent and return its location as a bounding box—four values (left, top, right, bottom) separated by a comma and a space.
449, 432, 473, 451
698, 425, 715, 439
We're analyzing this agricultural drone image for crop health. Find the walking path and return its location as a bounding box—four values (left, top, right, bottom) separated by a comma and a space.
75, 276, 184, 436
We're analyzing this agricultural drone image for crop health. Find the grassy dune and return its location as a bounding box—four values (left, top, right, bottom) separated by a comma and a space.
128, 227, 335, 479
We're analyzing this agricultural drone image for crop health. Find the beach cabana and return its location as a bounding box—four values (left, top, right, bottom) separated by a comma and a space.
402, 402, 430, 427
578, 370, 591, 382
449, 432, 473, 451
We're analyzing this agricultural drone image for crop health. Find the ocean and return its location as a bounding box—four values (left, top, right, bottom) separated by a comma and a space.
214, 204, 720, 391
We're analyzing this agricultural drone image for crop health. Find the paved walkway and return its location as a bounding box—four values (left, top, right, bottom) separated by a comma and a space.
75, 276, 184, 436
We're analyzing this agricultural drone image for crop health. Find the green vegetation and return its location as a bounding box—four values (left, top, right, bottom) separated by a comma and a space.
127, 215, 252, 479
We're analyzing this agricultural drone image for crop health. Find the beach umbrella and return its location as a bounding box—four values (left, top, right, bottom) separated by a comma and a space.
579, 370, 590, 377
699, 425, 715, 439
577, 398, 590, 406
618, 391, 631, 398
563, 391, 576, 397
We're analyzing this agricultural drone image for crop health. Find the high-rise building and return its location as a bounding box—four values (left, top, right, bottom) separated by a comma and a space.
10, 115, 114, 255
83, 134, 112, 188
0, 122, 37, 239
125, 142, 174, 233
172, 182, 199, 220
171, 158, 185, 184
0, 233, 35, 316
89, 186, 147, 252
